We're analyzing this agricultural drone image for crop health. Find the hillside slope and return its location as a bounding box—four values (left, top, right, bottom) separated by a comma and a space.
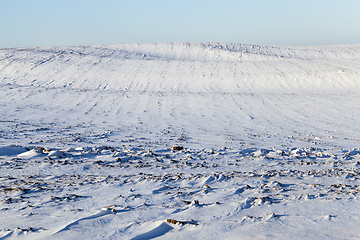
1, 43, 360, 149
1, 42, 360, 93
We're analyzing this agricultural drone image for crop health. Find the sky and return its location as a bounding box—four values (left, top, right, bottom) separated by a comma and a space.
1, 0, 360, 48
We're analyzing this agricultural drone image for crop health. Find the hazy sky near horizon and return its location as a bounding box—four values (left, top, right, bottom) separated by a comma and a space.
1, 0, 360, 48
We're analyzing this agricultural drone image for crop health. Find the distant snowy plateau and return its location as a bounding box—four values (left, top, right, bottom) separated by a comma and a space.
1, 42, 360, 239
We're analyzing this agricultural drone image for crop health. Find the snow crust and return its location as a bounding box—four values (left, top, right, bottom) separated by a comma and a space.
1, 42, 360, 239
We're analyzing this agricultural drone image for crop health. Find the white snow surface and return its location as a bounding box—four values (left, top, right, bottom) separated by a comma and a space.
1, 42, 360, 239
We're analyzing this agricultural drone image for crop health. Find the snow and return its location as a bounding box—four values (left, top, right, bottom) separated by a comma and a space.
1, 42, 360, 239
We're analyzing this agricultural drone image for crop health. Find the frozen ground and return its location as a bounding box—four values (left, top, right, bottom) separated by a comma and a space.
1, 42, 360, 239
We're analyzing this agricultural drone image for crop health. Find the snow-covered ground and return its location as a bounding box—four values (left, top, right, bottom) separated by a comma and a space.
1, 42, 360, 239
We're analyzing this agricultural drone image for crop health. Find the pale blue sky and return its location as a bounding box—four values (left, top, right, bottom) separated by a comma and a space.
1, 0, 360, 48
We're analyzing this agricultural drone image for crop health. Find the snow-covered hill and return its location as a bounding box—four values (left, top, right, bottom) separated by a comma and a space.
2, 42, 360, 93
1, 43, 360, 239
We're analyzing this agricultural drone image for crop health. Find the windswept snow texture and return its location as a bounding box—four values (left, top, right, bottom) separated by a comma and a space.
1, 42, 360, 239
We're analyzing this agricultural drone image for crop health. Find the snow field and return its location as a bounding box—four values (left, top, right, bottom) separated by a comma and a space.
1, 42, 360, 239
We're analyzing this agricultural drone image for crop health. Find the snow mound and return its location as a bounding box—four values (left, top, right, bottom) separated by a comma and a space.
0, 145, 27, 156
